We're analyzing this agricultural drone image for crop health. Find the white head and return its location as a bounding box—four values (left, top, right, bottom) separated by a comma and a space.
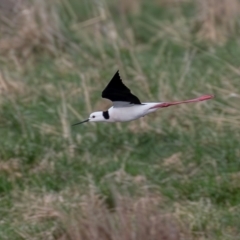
72, 111, 106, 126
89, 111, 106, 122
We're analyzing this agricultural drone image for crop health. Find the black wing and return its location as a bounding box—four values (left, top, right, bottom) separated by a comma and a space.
101, 71, 141, 104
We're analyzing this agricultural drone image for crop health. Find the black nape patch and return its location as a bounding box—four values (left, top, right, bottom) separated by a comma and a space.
103, 111, 110, 119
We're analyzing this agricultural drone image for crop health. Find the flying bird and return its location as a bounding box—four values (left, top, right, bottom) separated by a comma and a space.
73, 71, 213, 125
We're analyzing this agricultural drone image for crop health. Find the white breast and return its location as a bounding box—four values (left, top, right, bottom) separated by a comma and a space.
108, 103, 160, 122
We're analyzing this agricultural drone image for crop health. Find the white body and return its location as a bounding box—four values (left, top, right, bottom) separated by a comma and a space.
73, 94, 213, 125
72, 71, 213, 126
107, 103, 160, 122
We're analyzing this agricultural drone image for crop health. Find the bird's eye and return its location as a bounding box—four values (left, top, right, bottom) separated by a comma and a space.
92, 116, 95, 118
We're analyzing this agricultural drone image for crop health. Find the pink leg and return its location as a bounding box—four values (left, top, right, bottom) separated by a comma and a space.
150, 95, 214, 109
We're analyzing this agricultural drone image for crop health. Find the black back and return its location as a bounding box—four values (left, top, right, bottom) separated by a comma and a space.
101, 71, 141, 104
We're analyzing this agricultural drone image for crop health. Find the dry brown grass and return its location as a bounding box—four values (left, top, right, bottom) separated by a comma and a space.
155, 0, 190, 6
14, 188, 185, 240
195, 0, 240, 43
1, 0, 240, 59
0, 158, 22, 179
0, 70, 27, 107
0, 0, 65, 58
117, 0, 141, 15
11, 180, 239, 240
59, 195, 183, 240
0, 70, 25, 96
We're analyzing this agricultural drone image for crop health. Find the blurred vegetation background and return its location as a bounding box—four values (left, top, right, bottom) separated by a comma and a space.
0, 0, 239, 239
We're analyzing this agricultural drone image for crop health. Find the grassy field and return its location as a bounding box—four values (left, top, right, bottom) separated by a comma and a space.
0, 0, 240, 239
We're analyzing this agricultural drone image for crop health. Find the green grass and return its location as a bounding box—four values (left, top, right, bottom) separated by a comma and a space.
0, 0, 240, 239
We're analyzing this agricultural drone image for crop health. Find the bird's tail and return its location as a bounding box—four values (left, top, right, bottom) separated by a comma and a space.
149, 95, 214, 109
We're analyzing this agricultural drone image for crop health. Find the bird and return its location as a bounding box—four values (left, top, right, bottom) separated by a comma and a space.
72, 70, 213, 126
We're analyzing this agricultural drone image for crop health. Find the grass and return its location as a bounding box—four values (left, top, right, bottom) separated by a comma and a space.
0, 0, 240, 239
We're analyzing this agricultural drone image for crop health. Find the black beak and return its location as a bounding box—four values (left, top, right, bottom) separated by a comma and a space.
72, 119, 89, 126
